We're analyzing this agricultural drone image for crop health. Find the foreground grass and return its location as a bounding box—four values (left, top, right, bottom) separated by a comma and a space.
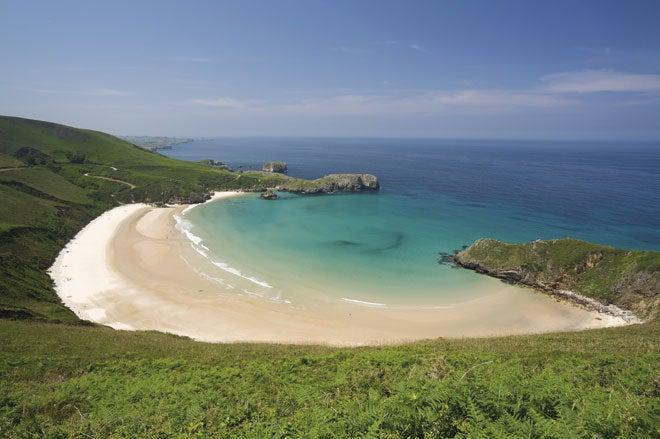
0, 320, 658, 437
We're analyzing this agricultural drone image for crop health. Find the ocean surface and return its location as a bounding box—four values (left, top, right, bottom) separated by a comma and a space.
165, 138, 660, 306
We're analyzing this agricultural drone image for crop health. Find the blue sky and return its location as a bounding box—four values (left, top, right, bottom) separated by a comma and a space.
1, 0, 660, 139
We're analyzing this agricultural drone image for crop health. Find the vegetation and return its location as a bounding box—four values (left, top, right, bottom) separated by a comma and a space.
0, 116, 291, 321
455, 238, 659, 320
276, 173, 380, 193
1, 319, 658, 437
262, 160, 288, 173
0, 153, 23, 168
0, 116, 658, 436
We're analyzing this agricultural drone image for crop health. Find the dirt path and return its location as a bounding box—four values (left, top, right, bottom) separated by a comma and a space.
84, 173, 136, 189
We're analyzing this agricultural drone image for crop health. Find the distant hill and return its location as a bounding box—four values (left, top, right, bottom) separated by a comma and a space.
119, 135, 193, 151
0, 116, 291, 321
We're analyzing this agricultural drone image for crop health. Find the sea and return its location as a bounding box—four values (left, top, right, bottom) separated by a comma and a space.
163, 138, 660, 307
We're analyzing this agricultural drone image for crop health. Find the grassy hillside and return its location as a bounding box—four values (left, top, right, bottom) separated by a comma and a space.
0, 153, 23, 168
1, 319, 658, 437
455, 238, 660, 320
0, 116, 294, 321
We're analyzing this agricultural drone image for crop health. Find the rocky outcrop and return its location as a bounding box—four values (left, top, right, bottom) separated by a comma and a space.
151, 192, 211, 206
199, 159, 232, 171
13, 147, 53, 165
260, 189, 278, 200
453, 238, 659, 322
262, 161, 288, 174
277, 173, 379, 194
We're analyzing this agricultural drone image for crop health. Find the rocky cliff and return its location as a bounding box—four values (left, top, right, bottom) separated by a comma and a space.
262, 161, 288, 173
276, 173, 379, 194
453, 238, 659, 321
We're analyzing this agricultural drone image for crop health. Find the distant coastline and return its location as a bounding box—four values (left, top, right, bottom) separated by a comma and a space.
120, 135, 193, 152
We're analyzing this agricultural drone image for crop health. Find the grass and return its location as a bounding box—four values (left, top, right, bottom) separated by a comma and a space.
0, 115, 658, 437
0, 116, 292, 321
457, 238, 659, 317
0, 153, 23, 168
0, 167, 90, 204
0, 184, 64, 232
0, 320, 658, 437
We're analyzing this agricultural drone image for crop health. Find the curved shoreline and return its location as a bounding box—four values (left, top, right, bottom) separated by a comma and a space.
49, 193, 630, 346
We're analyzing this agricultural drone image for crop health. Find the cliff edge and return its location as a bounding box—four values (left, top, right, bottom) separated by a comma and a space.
454, 238, 659, 321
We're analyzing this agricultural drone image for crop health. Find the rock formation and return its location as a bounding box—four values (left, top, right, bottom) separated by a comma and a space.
453, 238, 658, 321
277, 173, 379, 194
260, 189, 278, 200
262, 161, 288, 173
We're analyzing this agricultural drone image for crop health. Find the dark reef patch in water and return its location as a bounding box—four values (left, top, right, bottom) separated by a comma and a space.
437, 245, 468, 267
332, 239, 362, 247
363, 232, 405, 254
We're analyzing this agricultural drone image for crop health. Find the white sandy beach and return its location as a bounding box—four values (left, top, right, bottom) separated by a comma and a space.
49, 192, 629, 345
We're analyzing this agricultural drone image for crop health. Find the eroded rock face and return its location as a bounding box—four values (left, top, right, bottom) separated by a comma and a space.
278, 173, 379, 194
262, 161, 288, 173
321, 174, 380, 192
260, 189, 278, 200
452, 238, 659, 321
199, 159, 232, 171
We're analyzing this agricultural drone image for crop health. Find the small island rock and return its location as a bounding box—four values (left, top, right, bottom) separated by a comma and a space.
276, 173, 379, 194
260, 189, 278, 200
262, 161, 288, 173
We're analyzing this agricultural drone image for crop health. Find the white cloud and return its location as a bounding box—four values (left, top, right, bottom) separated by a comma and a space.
433, 90, 574, 108
183, 70, 660, 117
409, 44, 430, 54
541, 70, 660, 93
209, 90, 572, 116
191, 97, 244, 108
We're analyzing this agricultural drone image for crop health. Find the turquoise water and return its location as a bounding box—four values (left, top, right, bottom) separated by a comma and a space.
184, 192, 495, 306
170, 139, 659, 306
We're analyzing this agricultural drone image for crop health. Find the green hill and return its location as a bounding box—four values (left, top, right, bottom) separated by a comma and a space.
0, 116, 658, 437
0, 116, 293, 321
455, 238, 659, 320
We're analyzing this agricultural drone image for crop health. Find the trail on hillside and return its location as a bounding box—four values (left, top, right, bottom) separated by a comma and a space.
84, 173, 136, 189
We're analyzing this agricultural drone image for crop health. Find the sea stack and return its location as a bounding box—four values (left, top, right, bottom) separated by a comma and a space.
260, 188, 278, 200
262, 161, 288, 173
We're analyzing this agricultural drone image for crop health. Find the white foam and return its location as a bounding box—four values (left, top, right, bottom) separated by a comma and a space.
340, 296, 488, 310
181, 204, 196, 215
341, 297, 387, 307
174, 215, 204, 246
173, 201, 274, 290
212, 260, 273, 288
181, 190, 243, 216
192, 244, 209, 258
